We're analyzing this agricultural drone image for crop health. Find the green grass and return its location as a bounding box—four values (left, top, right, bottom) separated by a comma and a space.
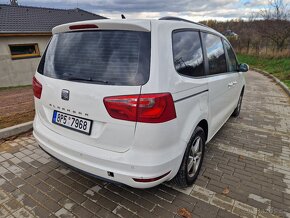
237, 54, 290, 89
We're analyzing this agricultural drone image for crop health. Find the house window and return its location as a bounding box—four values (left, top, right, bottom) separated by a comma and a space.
9, 44, 40, 60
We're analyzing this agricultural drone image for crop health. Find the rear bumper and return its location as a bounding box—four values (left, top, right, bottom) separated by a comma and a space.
33, 115, 184, 188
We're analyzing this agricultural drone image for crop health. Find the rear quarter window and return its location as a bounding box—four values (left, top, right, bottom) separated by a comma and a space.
172, 30, 205, 77
38, 30, 151, 86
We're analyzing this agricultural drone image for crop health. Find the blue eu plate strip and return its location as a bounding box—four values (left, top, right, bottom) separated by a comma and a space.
52, 111, 57, 122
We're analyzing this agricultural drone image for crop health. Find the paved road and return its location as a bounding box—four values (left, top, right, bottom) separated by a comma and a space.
0, 71, 290, 218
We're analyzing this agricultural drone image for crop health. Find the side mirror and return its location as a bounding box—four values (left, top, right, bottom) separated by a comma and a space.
238, 63, 249, 72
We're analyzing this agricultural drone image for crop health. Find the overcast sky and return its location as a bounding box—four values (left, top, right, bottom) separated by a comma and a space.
1, 0, 289, 21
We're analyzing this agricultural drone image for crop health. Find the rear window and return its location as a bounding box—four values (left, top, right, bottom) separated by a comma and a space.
38, 30, 151, 86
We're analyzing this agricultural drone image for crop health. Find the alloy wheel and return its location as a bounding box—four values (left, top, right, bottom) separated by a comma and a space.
187, 136, 203, 178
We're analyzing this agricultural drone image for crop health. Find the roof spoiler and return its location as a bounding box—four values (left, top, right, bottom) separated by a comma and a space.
52, 20, 151, 34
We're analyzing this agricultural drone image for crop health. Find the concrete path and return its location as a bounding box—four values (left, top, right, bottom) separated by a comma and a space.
0, 71, 289, 218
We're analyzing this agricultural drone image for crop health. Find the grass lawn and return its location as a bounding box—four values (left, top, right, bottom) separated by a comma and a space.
237, 54, 290, 89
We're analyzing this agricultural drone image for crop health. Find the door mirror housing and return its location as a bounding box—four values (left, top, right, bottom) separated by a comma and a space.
238, 63, 249, 72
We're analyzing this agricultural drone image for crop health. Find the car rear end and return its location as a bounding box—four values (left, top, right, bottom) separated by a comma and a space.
33, 19, 183, 188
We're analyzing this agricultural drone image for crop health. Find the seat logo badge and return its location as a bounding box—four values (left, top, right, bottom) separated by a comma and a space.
61, 89, 70, 101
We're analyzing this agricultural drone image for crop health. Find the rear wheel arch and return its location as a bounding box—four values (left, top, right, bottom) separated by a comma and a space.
171, 125, 206, 187
197, 119, 208, 142
170, 118, 208, 184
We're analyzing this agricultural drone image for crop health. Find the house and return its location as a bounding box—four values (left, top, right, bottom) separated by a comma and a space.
0, 3, 106, 87
224, 29, 239, 40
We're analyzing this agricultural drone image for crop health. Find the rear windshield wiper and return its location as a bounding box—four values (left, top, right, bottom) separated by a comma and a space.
65, 76, 111, 85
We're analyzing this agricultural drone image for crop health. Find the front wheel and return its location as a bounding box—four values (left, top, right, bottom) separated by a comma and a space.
171, 126, 206, 188
232, 92, 243, 117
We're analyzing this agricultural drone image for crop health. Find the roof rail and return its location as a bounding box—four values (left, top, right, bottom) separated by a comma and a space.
159, 16, 209, 28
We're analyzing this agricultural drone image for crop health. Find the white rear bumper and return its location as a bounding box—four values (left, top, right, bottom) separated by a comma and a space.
33, 115, 184, 188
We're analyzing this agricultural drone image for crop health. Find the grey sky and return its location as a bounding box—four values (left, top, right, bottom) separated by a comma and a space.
1, 0, 289, 21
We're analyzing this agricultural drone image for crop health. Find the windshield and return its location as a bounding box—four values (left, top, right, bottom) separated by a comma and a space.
38, 30, 151, 86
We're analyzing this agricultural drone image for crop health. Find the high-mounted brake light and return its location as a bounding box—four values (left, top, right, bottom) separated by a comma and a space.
103, 93, 176, 123
32, 76, 42, 99
69, 24, 98, 30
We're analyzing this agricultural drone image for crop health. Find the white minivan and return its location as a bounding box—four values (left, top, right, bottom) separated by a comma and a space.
33, 17, 248, 188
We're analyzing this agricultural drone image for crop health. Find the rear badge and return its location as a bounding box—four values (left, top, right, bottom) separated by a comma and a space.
61, 89, 70, 101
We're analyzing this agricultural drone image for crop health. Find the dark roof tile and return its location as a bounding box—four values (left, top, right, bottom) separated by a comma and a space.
0, 4, 106, 33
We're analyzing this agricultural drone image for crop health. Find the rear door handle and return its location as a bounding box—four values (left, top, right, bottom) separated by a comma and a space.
233, 81, 237, 85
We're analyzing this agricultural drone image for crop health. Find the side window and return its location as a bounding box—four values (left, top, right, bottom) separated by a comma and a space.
224, 40, 238, 72
172, 31, 204, 77
202, 33, 227, 75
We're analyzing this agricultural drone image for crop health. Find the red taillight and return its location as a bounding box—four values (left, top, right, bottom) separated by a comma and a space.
103, 93, 176, 123
69, 24, 98, 30
133, 171, 171, 183
32, 76, 42, 99
103, 95, 139, 122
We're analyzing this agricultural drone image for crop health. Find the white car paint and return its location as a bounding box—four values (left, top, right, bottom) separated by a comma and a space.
33, 18, 246, 188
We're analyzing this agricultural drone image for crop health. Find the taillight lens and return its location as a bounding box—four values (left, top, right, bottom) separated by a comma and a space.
32, 76, 42, 99
103, 95, 138, 122
103, 93, 176, 123
137, 93, 176, 123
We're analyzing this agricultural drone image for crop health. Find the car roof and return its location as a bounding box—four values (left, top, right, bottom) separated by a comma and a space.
52, 18, 225, 40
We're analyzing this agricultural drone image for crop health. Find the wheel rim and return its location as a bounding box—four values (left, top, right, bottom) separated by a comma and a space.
187, 136, 203, 178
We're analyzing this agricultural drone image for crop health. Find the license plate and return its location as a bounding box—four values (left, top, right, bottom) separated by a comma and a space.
52, 111, 92, 135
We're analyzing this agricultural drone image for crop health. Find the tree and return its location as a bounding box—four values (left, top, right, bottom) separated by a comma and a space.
255, 0, 290, 52
260, 0, 289, 20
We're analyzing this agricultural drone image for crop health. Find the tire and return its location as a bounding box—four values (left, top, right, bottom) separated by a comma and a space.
171, 126, 206, 188
232, 91, 243, 117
